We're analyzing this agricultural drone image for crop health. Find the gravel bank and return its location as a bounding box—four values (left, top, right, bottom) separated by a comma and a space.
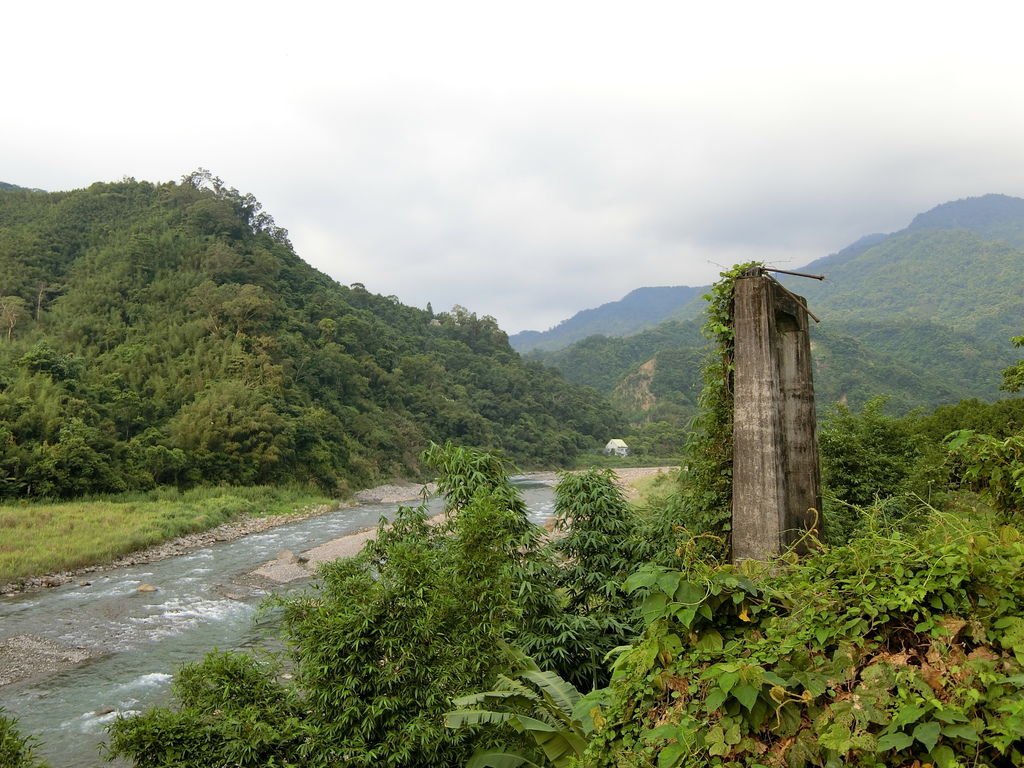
0, 634, 96, 688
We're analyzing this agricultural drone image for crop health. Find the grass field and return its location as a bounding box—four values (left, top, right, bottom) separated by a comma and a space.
0, 485, 331, 584
626, 470, 677, 506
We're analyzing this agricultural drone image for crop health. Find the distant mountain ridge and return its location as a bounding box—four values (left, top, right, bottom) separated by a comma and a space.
0, 181, 45, 193
511, 285, 704, 353
519, 193, 1024, 357
526, 193, 1024, 422
905, 193, 1024, 245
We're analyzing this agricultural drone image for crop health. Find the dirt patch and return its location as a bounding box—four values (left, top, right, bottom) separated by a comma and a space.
612, 466, 679, 500
354, 482, 436, 504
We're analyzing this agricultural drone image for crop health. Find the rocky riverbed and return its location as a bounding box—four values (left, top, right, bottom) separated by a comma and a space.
0, 634, 96, 688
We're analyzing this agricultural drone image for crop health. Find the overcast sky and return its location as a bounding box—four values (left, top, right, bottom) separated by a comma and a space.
6, 1, 1024, 333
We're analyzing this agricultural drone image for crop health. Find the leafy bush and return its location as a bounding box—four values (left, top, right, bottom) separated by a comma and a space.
818, 398, 929, 545
947, 429, 1024, 515
1001, 334, 1024, 393
578, 504, 1024, 767
445, 648, 591, 768
107, 444, 559, 768
0, 710, 48, 768
544, 469, 645, 691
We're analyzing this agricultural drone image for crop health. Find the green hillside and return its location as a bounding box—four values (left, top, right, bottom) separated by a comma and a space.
905, 192, 1024, 244
793, 228, 1024, 341
0, 174, 624, 499
531, 195, 1024, 429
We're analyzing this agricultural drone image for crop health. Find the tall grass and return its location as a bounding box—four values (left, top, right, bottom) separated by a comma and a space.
0, 486, 331, 584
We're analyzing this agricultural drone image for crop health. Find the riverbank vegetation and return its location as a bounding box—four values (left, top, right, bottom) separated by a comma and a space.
0, 710, 46, 768
0, 485, 328, 585
95, 418, 1024, 768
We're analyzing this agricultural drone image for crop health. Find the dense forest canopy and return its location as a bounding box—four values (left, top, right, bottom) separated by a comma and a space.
0, 174, 624, 499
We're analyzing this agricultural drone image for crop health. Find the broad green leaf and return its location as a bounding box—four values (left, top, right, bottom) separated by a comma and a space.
520, 669, 581, 714
876, 730, 914, 751
468, 751, 543, 768
893, 704, 928, 727
941, 722, 978, 741
732, 682, 759, 711
704, 687, 727, 712
913, 721, 941, 752
695, 629, 724, 652
511, 715, 558, 734
445, 709, 515, 729
657, 742, 687, 768
930, 744, 957, 768
674, 580, 706, 605
625, 568, 661, 593
642, 593, 669, 625
717, 670, 739, 694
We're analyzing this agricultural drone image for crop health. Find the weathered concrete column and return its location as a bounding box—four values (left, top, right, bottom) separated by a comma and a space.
731, 274, 821, 561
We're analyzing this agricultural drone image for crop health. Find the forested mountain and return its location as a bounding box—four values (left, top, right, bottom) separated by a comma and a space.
510, 285, 705, 353
529, 194, 1024, 428
0, 174, 623, 499
904, 192, 1024, 244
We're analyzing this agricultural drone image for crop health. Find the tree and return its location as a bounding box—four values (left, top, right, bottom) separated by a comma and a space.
1002, 335, 1024, 393
0, 295, 27, 340
818, 398, 923, 544
544, 470, 643, 690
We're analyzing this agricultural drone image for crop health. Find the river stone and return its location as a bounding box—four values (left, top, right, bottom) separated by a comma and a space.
136, 583, 158, 593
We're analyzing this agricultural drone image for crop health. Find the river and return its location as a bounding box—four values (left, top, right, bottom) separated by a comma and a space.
0, 479, 557, 768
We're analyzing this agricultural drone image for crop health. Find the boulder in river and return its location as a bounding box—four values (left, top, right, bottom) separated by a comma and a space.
136, 583, 158, 593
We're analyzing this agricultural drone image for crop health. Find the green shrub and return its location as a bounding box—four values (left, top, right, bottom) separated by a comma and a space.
947, 429, 1024, 515
818, 398, 927, 545
578, 504, 1024, 767
0, 711, 48, 768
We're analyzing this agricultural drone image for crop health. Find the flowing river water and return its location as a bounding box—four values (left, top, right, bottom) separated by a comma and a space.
0, 479, 557, 768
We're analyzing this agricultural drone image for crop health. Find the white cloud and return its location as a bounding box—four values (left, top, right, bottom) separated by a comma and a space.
5, 1, 1024, 332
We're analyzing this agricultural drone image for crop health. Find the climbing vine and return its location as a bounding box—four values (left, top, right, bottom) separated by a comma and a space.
656, 262, 763, 557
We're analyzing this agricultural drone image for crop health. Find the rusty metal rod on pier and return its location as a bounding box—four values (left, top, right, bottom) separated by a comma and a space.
764, 267, 826, 281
